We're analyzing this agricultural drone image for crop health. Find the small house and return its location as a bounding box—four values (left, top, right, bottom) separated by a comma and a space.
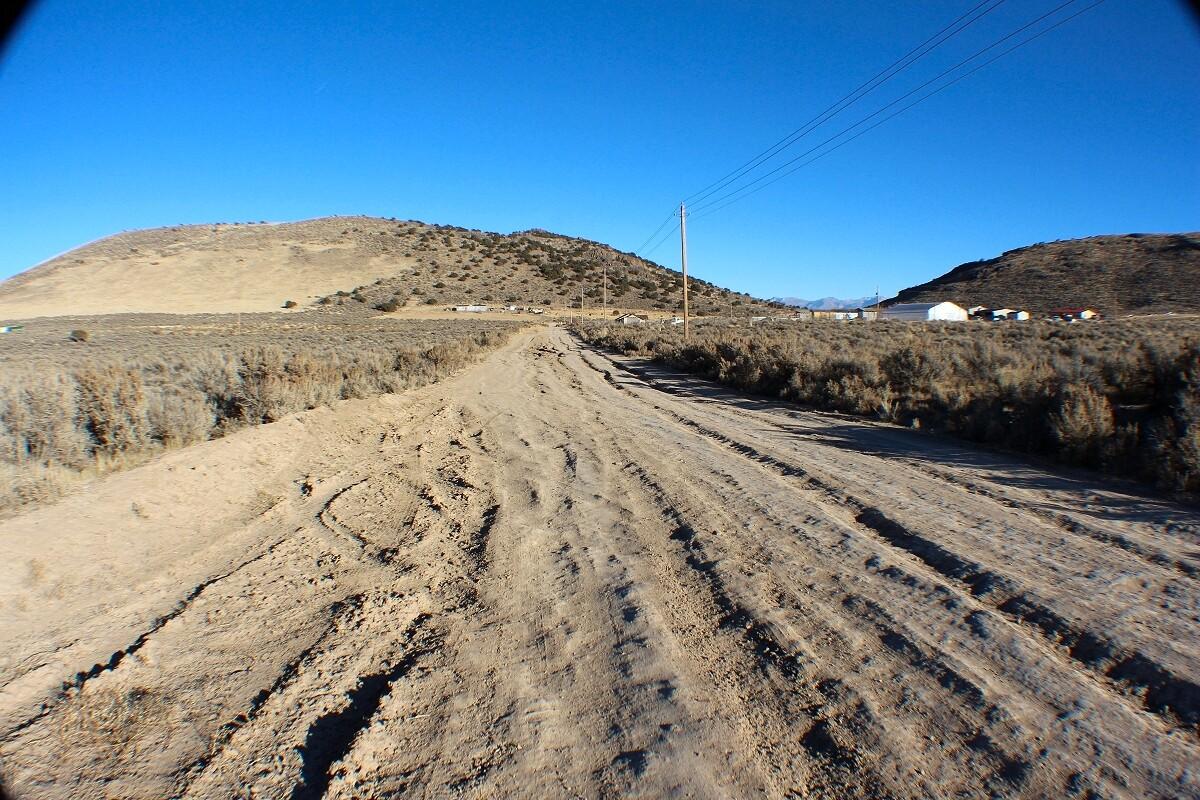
453, 305, 489, 313
879, 301, 968, 322
991, 308, 1030, 321
615, 313, 645, 325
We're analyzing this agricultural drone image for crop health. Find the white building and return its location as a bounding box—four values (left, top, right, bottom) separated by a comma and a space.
453, 305, 489, 313
615, 313, 645, 325
879, 301, 968, 322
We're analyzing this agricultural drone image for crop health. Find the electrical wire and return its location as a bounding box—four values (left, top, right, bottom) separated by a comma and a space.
641, 220, 681, 259
682, 0, 1008, 208
630, 0, 1007, 261
688, 0, 1089, 216
633, 211, 677, 256
691, 0, 1108, 221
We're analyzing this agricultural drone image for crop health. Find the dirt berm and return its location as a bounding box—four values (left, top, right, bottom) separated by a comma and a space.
1, 327, 1197, 799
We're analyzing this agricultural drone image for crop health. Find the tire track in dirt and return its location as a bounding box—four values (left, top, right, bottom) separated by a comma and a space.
0, 533, 291, 743
555, 342, 1021, 797
586, 345, 1200, 583
3, 327, 1198, 799
893, 459, 1200, 579
565, 330, 1200, 798
582, 346, 1200, 732
181, 407, 504, 799
288, 613, 441, 800
695, 408, 1198, 730
603, 442, 1038, 798
172, 592, 366, 792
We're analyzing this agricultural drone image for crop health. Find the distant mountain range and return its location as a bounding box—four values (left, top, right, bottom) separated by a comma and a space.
772, 296, 880, 310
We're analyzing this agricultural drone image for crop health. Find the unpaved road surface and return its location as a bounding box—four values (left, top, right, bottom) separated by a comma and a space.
2, 327, 1198, 799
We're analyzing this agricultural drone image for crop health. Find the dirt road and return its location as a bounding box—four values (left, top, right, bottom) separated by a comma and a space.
2, 327, 1198, 799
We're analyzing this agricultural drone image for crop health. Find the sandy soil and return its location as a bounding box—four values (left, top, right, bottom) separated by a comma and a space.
1, 327, 1197, 799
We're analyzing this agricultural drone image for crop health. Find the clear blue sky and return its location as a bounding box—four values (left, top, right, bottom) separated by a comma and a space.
2, 0, 1197, 299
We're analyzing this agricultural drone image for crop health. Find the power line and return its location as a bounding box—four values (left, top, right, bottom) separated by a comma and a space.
688, 0, 1090, 216
641, 220, 681, 259
630, 0, 1007, 261
683, 0, 1010, 209
633, 210, 677, 255
692, 0, 1108, 221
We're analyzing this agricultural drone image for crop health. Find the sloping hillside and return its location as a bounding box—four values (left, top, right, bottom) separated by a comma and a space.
0, 216, 779, 318
889, 233, 1200, 316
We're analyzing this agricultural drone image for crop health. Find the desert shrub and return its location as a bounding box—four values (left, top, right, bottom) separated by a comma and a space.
68, 329, 89, 342
375, 297, 401, 312
146, 387, 214, 445
1051, 384, 1114, 467
236, 346, 290, 423
0, 372, 90, 467
75, 367, 150, 457
282, 300, 298, 309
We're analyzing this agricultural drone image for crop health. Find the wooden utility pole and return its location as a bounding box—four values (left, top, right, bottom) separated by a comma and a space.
679, 202, 689, 339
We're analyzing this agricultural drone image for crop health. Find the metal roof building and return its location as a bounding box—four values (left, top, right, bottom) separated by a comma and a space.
879, 301, 968, 322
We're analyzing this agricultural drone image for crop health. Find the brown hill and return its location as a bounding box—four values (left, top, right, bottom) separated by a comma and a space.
0, 216, 779, 319
888, 233, 1200, 316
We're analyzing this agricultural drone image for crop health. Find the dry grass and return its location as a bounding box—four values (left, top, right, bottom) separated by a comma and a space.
572, 317, 1200, 496
0, 313, 521, 513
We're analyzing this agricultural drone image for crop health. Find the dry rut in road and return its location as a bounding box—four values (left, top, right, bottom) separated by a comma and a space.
1, 326, 1198, 799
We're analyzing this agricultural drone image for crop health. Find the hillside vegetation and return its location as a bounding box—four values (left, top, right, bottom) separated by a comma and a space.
0, 216, 781, 318
572, 317, 1200, 496
889, 233, 1200, 316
